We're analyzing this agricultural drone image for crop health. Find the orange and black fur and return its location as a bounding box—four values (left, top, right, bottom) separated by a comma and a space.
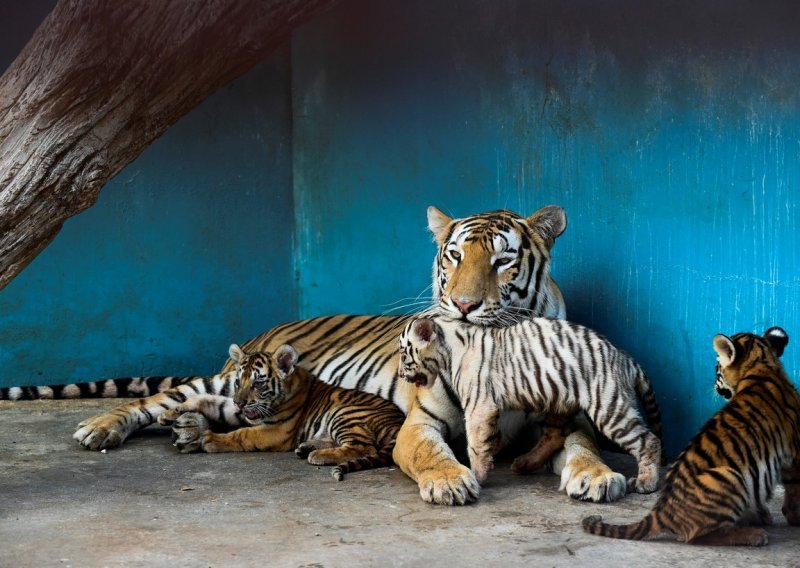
158, 343, 406, 481
583, 327, 800, 546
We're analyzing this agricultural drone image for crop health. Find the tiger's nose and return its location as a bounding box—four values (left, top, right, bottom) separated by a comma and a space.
235, 400, 246, 411
453, 298, 480, 314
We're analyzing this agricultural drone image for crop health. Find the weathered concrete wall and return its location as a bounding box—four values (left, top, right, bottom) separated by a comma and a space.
292, 0, 800, 456
0, 1, 296, 381
2, 0, 799, 456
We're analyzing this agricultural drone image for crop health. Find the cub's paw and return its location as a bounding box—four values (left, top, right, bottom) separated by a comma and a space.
157, 407, 186, 426
418, 463, 481, 506
295, 439, 336, 459
73, 415, 127, 450
171, 412, 210, 453
295, 442, 314, 460
561, 462, 627, 503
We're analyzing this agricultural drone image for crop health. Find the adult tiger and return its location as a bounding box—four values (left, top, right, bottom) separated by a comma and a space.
5, 205, 627, 505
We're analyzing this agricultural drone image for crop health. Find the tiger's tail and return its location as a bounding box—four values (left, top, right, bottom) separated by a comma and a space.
634, 367, 666, 465
0, 376, 203, 400
331, 445, 395, 482
582, 511, 662, 540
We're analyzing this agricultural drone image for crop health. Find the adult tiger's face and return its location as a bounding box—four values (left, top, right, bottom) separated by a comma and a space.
229, 343, 299, 425
428, 205, 567, 325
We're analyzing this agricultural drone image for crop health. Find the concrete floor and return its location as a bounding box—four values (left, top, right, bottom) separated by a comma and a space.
2, 400, 799, 568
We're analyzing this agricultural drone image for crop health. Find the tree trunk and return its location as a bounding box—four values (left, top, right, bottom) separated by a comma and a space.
0, 0, 337, 290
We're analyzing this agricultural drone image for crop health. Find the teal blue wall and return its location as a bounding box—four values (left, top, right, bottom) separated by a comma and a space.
0, 4, 296, 381
2, 0, 799, 456
292, 0, 800, 457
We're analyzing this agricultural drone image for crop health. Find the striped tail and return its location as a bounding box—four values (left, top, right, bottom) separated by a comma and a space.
0, 376, 203, 401
582, 512, 660, 540
330, 445, 395, 481
634, 368, 666, 465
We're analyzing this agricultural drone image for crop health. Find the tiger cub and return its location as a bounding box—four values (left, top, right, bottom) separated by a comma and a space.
583, 326, 800, 546
398, 317, 663, 493
157, 343, 406, 481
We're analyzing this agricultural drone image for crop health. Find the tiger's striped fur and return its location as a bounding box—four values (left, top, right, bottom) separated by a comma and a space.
6, 205, 629, 504
157, 344, 405, 481
583, 327, 800, 546
398, 317, 664, 492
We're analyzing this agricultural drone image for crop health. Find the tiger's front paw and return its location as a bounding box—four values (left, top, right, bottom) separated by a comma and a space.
418, 463, 481, 506
171, 412, 210, 453
73, 415, 127, 450
560, 461, 627, 503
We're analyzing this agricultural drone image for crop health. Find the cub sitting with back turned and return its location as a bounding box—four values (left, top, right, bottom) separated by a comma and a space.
398, 317, 664, 493
583, 326, 800, 546
158, 343, 406, 481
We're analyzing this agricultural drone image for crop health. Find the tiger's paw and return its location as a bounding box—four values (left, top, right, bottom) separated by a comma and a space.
560, 461, 627, 503
417, 463, 481, 506
73, 415, 127, 450
295, 439, 336, 459
157, 407, 185, 426
170, 412, 210, 453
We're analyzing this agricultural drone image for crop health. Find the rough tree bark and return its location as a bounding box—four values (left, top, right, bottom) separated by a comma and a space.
0, 0, 338, 290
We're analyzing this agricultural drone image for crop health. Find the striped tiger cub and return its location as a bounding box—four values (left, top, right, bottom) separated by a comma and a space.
157, 343, 406, 481
583, 327, 800, 546
398, 317, 664, 493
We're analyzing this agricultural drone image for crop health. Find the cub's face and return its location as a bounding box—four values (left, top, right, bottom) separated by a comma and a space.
713, 327, 789, 399
428, 205, 566, 325
229, 343, 299, 424
398, 318, 442, 388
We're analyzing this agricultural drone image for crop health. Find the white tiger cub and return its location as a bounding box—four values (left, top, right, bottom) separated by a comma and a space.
398, 317, 664, 493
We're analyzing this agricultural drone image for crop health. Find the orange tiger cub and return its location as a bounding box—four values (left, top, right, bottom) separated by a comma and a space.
157, 343, 406, 481
583, 326, 800, 546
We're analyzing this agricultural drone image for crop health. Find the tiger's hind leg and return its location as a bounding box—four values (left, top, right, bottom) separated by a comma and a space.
690, 527, 769, 547
590, 400, 661, 494
781, 458, 800, 526
511, 413, 574, 474
73, 373, 236, 450
739, 506, 773, 527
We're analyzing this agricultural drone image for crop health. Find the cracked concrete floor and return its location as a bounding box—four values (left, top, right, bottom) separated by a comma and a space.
2, 399, 799, 568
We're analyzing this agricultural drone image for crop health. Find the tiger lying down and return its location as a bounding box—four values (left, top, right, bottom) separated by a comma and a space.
158, 343, 405, 481
583, 327, 800, 546
398, 316, 664, 493
7, 205, 637, 504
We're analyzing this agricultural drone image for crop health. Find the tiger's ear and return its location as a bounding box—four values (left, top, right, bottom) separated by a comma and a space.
274, 344, 299, 378
229, 344, 246, 364
527, 205, 567, 248
427, 206, 453, 246
411, 318, 438, 345
713, 334, 736, 367
763, 327, 789, 357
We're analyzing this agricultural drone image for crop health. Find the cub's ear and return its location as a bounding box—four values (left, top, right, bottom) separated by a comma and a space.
527, 205, 567, 249
427, 206, 453, 246
274, 344, 299, 378
763, 327, 789, 357
713, 334, 736, 367
411, 318, 438, 345
229, 344, 246, 364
